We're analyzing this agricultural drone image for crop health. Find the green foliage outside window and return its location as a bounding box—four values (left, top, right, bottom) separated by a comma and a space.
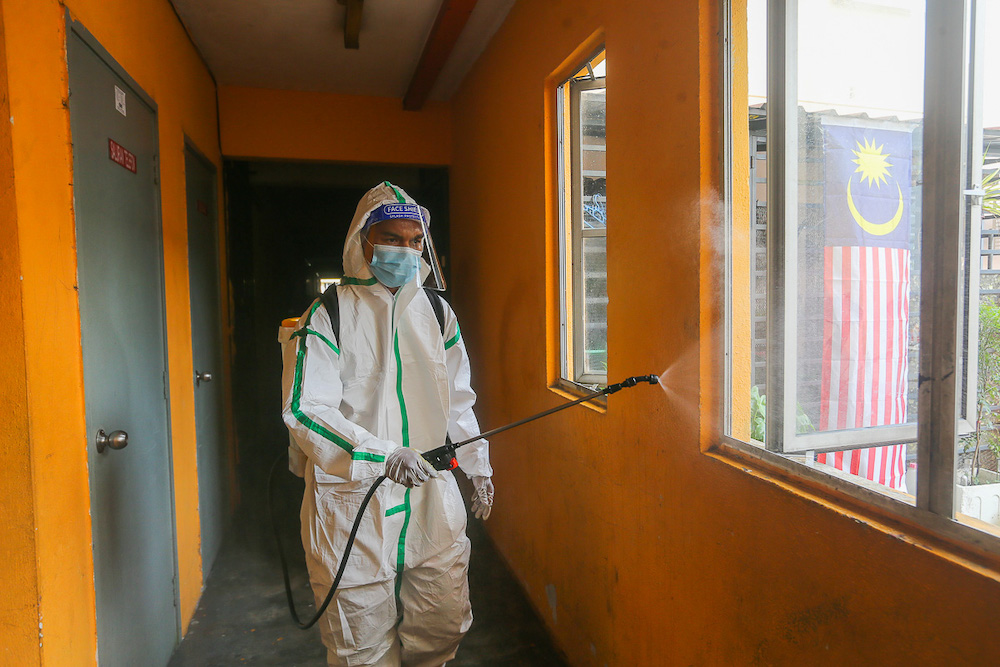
750, 385, 814, 443
983, 147, 999, 219
964, 300, 1000, 482
963, 148, 1000, 481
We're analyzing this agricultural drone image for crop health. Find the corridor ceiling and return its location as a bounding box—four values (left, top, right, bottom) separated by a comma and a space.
170, 0, 516, 103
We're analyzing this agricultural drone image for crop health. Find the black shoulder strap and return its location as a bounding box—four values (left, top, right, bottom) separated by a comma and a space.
423, 288, 446, 338
322, 284, 443, 342
319, 284, 341, 343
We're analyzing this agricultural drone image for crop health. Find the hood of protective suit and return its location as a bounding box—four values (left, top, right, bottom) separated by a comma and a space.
343, 182, 432, 286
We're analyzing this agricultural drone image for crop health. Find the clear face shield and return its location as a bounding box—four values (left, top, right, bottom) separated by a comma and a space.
363, 203, 447, 291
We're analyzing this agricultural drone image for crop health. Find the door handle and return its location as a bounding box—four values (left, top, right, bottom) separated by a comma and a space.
196, 371, 213, 386
96, 429, 129, 453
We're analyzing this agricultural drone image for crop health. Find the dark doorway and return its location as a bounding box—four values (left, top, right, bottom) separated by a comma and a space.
223, 162, 450, 515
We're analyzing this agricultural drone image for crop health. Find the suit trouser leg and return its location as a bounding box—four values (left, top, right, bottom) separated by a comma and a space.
397, 535, 473, 667
312, 577, 401, 667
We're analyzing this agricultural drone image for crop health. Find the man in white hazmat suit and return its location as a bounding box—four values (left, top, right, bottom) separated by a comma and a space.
281, 181, 494, 666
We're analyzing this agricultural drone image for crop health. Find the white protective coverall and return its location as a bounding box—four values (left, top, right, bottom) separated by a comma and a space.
281, 182, 493, 667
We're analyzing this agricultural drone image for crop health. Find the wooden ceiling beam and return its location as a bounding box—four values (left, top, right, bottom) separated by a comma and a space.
338, 0, 364, 49
403, 0, 478, 111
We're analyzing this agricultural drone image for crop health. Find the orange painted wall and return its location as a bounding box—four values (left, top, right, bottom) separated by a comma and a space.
219, 85, 452, 165
0, 5, 40, 664
1, 0, 220, 661
449, 0, 1000, 664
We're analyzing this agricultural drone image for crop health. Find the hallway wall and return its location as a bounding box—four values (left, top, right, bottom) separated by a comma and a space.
448, 0, 1000, 665
0, 0, 220, 662
0, 5, 38, 664
219, 85, 452, 165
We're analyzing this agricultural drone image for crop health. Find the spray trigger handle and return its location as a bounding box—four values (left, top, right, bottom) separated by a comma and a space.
423, 444, 459, 471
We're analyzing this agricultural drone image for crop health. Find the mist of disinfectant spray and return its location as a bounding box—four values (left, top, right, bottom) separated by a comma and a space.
654, 342, 701, 426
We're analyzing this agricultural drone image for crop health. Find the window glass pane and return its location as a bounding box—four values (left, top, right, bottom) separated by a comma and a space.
729, 0, 924, 501
581, 88, 607, 231
791, 0, 923, 499
583, 236, 608, 375
579, 83, 607, 378
748, 0, 768, 445
958, 0, 1000, 535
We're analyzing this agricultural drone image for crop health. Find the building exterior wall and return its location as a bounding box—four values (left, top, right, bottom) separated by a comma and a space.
448, 0, 1000, 665
0, 0, 221, 661
219, 85, 452, 165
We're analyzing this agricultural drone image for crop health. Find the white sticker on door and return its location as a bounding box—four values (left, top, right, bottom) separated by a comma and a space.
115, 85, 127, 116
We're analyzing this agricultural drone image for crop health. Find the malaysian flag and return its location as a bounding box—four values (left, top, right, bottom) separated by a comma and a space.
815, 122, 913, 492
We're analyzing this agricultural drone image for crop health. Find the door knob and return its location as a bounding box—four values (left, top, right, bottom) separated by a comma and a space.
96, 429, 129, 453
196, 371, 213, 386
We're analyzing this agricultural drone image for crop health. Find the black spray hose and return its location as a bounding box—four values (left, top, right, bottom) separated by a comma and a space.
268, 453, 387, 630
270, 374, 658, 629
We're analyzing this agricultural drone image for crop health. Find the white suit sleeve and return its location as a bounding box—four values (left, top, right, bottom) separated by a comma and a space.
443, 308, 493, 478
282, 299, 399, 481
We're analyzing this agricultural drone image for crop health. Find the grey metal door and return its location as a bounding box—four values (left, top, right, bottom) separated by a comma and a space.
185, 147, 228, 578
68, 28, 179, 665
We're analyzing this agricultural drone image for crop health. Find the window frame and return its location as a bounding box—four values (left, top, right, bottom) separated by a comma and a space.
558, 50, 608, 388
720, 0, 1000, 556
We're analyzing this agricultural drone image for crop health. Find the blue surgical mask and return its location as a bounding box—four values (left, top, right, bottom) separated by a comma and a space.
369, 245, 421, 288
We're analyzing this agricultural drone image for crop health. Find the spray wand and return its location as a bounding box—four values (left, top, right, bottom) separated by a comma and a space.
271, 374, 659, 629
422, 374, 660, 470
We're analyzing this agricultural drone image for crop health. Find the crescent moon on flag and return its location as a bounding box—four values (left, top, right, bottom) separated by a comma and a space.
846, 176, 904, 236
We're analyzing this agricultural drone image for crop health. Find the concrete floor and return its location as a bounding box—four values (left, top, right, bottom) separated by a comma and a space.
169, 488, 567, 667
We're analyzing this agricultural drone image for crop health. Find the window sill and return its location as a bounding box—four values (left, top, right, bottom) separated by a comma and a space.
549, 378, 607, 412
710, 435, 1000, 580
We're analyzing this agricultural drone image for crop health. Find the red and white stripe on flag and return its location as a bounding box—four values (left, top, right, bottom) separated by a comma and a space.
816, 246, 910, 492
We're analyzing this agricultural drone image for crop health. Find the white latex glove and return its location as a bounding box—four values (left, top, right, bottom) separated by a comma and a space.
385, 448, 437, 488
470, 475, 494, 520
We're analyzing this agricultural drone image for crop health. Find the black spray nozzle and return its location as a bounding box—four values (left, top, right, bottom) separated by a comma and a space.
604, 374, 660, 395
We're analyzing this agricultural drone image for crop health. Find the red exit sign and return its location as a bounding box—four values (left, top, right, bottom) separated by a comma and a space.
108, 138, 137, 173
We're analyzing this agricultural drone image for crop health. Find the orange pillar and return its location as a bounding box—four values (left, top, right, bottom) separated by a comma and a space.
0, 2, 41, 663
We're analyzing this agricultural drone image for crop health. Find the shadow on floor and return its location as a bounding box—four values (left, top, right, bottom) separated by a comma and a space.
169, 484, 567, 666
